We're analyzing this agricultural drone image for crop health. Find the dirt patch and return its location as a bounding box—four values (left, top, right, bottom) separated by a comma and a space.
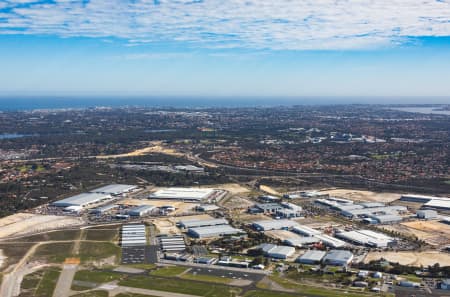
259, 185, 281, 196
96, 141, 184, 159
265, 230, 301, 241
120, 198, 197, 215
318, 189, 401, 203
0, 213, 84, 239
365, 251, 450, 267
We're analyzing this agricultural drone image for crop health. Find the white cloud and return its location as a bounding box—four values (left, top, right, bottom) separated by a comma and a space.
0, 0, 449, 50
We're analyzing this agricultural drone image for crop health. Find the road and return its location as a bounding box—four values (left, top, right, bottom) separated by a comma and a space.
52, 264, 78, 297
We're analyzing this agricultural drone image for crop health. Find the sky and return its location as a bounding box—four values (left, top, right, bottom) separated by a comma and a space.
0, 0, 450, 101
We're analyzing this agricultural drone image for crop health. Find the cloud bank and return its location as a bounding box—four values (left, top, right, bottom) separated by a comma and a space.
0, 0, 449, 50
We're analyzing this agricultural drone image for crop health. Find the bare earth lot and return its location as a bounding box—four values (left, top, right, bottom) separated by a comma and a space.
365, 251, 450, 266
318, 189, 401, 203
0, 213, 84, 239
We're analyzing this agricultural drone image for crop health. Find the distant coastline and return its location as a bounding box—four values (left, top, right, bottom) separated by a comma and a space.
0, 97, 449, 111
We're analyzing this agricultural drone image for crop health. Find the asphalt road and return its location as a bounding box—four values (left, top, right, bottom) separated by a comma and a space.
52, 264, 78, 297
188, 266, 264, 282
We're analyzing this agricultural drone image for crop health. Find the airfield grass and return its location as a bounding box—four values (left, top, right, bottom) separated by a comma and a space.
119, 275, 241, 297
74, 269, 124, 283
181, 272, 233, 284
84, 229, 119, 241
263, 275, 378, 297
33, 242, 75, 263
149, 265, 187, 277
10, 229, 81, 243
72, 290, 109, 297
0, 242, 35, 267
116, 293, 160, 297
79, 242, 121, 263
33, 267, 61, 297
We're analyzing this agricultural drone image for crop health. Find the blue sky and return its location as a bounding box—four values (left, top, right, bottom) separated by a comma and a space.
1, 0, 450, 101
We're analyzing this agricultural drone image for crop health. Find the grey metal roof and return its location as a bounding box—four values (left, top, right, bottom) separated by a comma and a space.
323, 250, 353, 262
90, 184, 137, 195
298, 250, 326, 262
53, 192, 112, 207
188, 225, 242, 238
252, 219, 300, 230
179, 218, 228, 228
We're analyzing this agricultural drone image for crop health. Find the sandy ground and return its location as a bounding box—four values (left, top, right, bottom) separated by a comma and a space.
265, 230, 301, 241
400, 220, 450, 246
202, 183, 250, 195
152, 214, 213, 235
259, 185, 281, 196
221, 196, 254, 210
96, 141, 183, 159
120, 198, 198, 215
318, 189, 401, 203
365, 251, 450, 266
0, 249, 6, 269
0, 213, 84, 239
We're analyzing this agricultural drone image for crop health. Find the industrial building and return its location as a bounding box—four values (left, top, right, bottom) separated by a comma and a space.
417, 209, 438, 220
315, 234, 347, 248
178, 218, 228, 229
53, 192, 113, 208
121, 224, 147, 247
341, 205, 407, 219
187, 225, 243, 238
335, 229, 394, 248
296, 250, 326, 264
196, 204, 220, 212
128, 205, 156, 217
423, 199, 450, 211
159, 235, 186, 252
292, 225, 322, 237
252, 219, 300, 231
400, 194, 448, 203
284, 237, 320, 248
149, 187, 220, 202
89, 204, 118, 215
249, 203, 284, 214
368, 214, 403, 224
322, 250, 354, 266
90, 184, 138, 196
258, 244, 296, 259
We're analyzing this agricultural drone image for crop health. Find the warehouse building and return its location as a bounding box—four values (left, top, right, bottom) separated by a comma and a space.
128, 205, 156, 217
89, 204, 118, 215
315, 234, 347, 248
149, 187, 218, 202
258, 243, 296, 259
90, 184, 138, 196
284, 237, 320, 248
196, 204, 220, 212
159, 235, 186, 252
249, 203, 284, 214
369, 214, 403, 224
178, 218, 228, 229
335, 229, 394, 248
423, 199, 450, 211
292, 225, 322, 237
121, 224, 147, 247
188, 225, 243, 238
252, 219, 300, 231
417, 209, 438, 220
322, 250, 354, 266
400, 194, 447, 203
341, 205, 407, 219
296, 250, 326, 264
53, 192, 113, 208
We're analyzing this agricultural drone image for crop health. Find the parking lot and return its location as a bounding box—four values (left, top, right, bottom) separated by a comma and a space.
122, 245, 159, 264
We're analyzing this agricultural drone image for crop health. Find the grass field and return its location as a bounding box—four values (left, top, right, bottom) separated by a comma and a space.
84, 229, 119, 241
120, 275, 241, 297
74, 269, 124, 283
181, 273, 232, 284
33, 267, 61, 297
79, 242, 120, 263
33, 242, 75, 263
264, 275, 377, 297
10, 229, 81, 242
0, 242, 35, 268
149, 266, 187, 277
72, 290, 109, 297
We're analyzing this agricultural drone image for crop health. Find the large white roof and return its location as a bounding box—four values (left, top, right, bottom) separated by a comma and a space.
53, 192, 112, 207
150, 187, 216, 200
252, 219, 300, 230
90, 184, 137, 195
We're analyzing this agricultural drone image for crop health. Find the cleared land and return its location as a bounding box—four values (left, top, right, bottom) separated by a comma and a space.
121, 198, 197, 215
317, 189, 401, 203
365, 251, 450, 266
0, 213, 84, 239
